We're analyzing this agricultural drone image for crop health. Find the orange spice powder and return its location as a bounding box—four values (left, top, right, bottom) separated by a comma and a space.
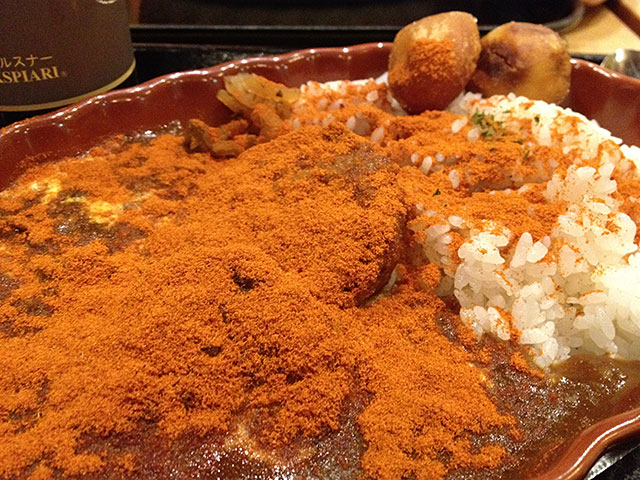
0, 118, 533, 479
0, 63, 601, 479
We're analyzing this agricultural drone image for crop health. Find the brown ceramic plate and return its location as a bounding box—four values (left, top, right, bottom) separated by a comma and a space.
1, 43, 640, 479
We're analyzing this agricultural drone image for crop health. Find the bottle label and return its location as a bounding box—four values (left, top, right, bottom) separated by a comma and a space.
0, 0, 135, 112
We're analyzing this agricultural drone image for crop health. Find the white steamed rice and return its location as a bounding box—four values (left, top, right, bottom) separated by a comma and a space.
294, 78, 640, 368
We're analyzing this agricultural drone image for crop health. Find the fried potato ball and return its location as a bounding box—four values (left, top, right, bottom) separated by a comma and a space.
469, 22, 572, 104
388, 11, 481, 113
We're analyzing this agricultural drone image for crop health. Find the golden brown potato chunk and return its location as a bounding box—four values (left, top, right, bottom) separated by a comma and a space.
469, 22, 571, 104
388, 11, 481, 113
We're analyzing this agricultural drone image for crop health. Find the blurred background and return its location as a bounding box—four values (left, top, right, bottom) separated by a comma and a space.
131, 0, 583, 28
126, 0, 640, 54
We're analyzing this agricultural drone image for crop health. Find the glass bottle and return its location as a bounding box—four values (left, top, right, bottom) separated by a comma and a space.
0, 0, 135, 127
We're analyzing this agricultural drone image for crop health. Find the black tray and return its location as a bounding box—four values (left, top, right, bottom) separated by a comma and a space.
135, 0, 583, 33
